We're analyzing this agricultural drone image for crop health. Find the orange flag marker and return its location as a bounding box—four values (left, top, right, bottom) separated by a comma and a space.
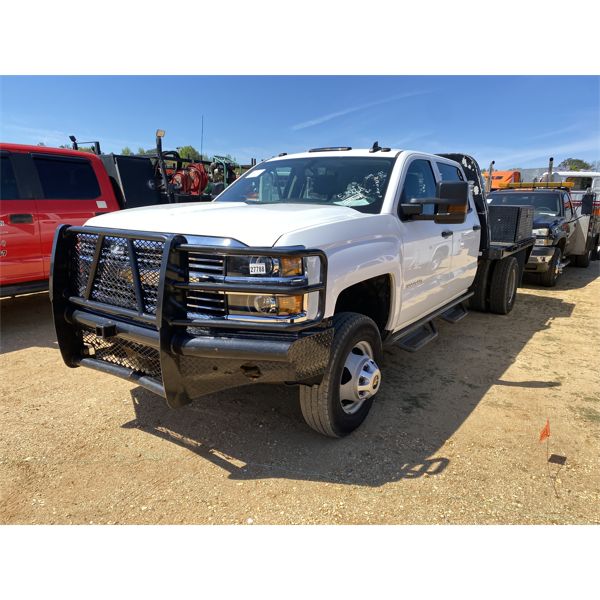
539, 418, 550, 443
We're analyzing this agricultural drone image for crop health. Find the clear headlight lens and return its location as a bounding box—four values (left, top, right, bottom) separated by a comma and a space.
532, 228, 550, 236
227, 255, 303, 278
228, 293, 304, 317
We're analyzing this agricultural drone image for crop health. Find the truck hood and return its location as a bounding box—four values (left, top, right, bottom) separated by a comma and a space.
533, 217, 561, 229
85, 202, 366, 247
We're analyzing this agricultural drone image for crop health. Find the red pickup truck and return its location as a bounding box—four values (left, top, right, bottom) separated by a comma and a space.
1, 143, 121, 297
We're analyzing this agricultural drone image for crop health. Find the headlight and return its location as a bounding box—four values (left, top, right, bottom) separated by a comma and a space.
532, 228, 550, 236
227, 255, 303, 278
228, 293, 305, 317
222, 254, 322, 322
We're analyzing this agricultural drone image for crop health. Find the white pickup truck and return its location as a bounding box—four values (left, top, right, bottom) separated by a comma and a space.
51, 147, 534, 437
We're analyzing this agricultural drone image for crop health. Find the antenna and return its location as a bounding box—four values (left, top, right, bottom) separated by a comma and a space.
200, 115, 204, 160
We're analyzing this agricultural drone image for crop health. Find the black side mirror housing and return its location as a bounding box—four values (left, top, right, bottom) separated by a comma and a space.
581, 193, 595, 216
434, 181, 469, 224
399, 180, 470, 223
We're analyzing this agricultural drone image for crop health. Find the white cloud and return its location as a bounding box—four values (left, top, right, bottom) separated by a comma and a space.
0, 122, 142, 150
290, 90, 430, 131
473, 135, 600, 169
528, 123, 582, 141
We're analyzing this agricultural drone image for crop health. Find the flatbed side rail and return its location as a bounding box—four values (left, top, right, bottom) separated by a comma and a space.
483, 236, 535, 261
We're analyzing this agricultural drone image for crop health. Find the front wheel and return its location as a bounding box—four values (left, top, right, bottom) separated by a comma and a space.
539, 247, 561, 287
299, 312, 383, 438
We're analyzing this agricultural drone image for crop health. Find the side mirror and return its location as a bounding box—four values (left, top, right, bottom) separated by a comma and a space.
434, 181, 469, 224
581, 193, 594, 216
399, 180, 469, 223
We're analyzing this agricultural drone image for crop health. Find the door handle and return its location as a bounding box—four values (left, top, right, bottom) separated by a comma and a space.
441, 230, 453, 238
9, 213, 34, 224
473, 224, 481, 231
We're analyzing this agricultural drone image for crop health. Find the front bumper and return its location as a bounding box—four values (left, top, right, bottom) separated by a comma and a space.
524, 245, 556, 273
50, 225, 331, 407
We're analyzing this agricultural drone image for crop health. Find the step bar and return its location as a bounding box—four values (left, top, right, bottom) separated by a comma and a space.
385, 292, 473, 352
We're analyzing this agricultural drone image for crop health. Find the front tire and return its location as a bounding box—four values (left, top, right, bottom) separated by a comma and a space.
299, 312, 383, 438
539, 247, 561, 287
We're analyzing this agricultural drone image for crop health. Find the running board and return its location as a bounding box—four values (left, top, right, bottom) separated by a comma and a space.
384, 291, 473, 352
395, 321, 438, 352
441, 303, 469, 323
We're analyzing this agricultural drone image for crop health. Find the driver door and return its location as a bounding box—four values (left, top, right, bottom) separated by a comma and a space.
395, 157, 454, 327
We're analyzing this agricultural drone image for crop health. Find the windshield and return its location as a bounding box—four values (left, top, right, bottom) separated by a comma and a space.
488, 192, 561, 217
215, 156, 396, 214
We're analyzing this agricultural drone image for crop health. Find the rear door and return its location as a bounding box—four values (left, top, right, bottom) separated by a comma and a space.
32, 152, 109, 278
0, 152, 44, 285
395, 157, 454, 326
435, 160, 480, 295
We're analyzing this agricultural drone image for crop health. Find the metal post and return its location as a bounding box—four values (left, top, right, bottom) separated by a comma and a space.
486, 160, 495, 194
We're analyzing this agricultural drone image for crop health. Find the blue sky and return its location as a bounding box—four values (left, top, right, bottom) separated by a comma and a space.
1, 76, 598, 169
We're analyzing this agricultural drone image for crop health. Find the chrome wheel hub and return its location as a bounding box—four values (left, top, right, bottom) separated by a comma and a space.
339, 341, 381, 415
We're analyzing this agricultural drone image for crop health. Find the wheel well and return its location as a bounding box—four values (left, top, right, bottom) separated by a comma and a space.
557, 238, 566, 253
334, 275, 391, 333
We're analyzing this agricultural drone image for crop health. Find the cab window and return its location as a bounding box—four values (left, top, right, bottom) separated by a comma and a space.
563, 193, 574, 219
400, 159, 437, 216
436, 162, 464, 182
0, 155, 20, 199
33, 155, 101, 200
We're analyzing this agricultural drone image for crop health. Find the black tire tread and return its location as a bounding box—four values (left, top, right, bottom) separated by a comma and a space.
540, 248, 560, 287
299, 312, 380, 438
489, 256, 518, 315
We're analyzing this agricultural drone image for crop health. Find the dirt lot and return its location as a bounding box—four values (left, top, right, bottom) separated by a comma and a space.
1, 265, 599, 524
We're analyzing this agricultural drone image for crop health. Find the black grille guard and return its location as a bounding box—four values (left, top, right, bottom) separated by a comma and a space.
50, 224, 331, 407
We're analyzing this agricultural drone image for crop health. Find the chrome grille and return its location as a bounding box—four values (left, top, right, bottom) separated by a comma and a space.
186, 290, 227, 317
187, 251, 227, 318
188, 252, 225, 276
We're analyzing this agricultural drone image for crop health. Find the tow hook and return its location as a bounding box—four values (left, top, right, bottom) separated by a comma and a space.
95, 323, 117, 339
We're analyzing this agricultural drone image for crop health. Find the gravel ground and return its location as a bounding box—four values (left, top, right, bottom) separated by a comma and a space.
1, 265, 599, 524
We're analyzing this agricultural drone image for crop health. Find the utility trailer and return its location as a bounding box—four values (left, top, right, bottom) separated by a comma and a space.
71, 130, 245, 209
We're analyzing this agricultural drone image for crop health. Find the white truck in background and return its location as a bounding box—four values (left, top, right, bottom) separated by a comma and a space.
51, 146, 534, 437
